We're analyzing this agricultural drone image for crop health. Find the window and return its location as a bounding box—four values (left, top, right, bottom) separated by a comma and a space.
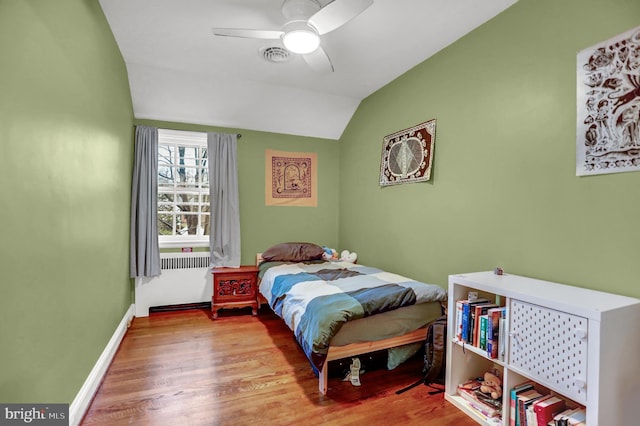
157, 129, 209, 248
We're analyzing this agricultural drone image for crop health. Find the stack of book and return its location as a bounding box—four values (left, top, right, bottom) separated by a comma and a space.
509, 381, 584, 426
457, 379, 503, 419
454, 298, 507, 360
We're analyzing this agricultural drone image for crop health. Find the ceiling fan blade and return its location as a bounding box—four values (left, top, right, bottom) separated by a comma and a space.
308, 0, 373, 35
212, 28, 283, 40
303, 46, 334, 73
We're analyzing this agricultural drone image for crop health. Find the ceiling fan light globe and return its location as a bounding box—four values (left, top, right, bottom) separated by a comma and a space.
282, 30, 320, 54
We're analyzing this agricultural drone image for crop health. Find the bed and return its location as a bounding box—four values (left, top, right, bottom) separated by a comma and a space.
256, 242, 447, 395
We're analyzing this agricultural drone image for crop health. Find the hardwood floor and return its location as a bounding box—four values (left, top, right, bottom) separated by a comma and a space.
81, 307, 476, 426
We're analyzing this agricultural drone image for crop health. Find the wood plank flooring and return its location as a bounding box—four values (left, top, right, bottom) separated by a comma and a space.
81, 307, 477, 426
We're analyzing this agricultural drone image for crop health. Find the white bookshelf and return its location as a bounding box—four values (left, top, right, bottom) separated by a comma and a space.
445, 271, 640, 426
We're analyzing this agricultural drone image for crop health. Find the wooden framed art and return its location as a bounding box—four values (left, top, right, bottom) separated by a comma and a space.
379, 119, 436, 186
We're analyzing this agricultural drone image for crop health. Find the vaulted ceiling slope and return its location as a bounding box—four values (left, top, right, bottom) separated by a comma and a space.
99, 0, 517, 140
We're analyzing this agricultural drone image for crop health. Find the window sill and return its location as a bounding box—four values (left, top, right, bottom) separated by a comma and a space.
159, 239, 209, 249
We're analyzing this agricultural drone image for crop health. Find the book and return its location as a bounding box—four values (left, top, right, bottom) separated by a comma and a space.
472, 303, 498, 347
516, 389, 543, 426
533, 395, 566, 426
498, 307, 508, 361
479, 315, 489, 350
457, 386, 502, 418
459, 300, 472, 343
510, 382, 534, 426
552, 408, 577, 426
525, 394, 551, 426
525, 401, 538, 426
461, 299, 489, 343
523, 395, 546, 426
455, 300, 465, 341
486, 307, 503, 358
564, 408, 586, 425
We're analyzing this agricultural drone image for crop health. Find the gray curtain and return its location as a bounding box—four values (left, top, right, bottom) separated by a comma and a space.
130, 125, 161, 277
208, 132, 241, 267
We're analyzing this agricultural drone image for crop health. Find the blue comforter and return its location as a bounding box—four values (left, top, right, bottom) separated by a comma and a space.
258, 261, 447, 371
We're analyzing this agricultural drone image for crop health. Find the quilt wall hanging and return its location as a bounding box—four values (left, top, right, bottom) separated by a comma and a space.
576, 25, 640, 176
265, 149, 317, 207
379, 119, 436, 186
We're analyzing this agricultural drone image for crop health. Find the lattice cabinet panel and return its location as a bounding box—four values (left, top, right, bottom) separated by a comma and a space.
509, 300, 588, 404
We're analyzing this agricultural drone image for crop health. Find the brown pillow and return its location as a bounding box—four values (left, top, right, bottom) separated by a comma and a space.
261, 242, 325, 262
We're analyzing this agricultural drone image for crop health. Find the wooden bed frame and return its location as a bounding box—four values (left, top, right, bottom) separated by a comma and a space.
319, 327, 427, 395
255, 253, 430, 395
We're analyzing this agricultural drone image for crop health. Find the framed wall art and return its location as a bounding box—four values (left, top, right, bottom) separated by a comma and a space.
576, 25, 640, 176
379, 119, 436, 186
265, 149, 317, 207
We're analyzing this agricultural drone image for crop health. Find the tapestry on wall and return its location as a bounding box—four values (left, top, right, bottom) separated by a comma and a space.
265, 149, 318, 207
379, 119, 436, 186
576, 25, 640, 176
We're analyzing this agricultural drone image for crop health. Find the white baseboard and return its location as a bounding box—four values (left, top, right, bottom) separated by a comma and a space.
69, 304, 135, 426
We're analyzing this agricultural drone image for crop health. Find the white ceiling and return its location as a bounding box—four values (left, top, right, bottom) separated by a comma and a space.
99, 0, 517, 140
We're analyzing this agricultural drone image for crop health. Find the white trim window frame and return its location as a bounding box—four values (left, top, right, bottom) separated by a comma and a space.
157, 129, 210, 248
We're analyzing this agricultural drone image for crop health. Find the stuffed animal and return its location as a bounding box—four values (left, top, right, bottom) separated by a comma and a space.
339, 250, 358, 263
480, 369, 503, 400
322, 247, 358, 263
322, 246, 339, 261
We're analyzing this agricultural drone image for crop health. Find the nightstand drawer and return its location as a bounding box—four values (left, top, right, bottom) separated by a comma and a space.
214, 272, 257, 302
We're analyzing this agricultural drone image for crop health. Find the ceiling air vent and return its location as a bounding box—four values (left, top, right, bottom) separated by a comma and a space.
261, 46, 291, 63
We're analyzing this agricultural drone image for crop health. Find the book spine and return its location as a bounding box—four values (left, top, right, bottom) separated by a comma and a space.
498, 307, 508, 361
518, 397, 528, 426
486, 311, 493, 357
526, 404, 536, 426
510, 392, 517, 426
455, 300, 464, 341
509, 384, 533, 426
510, 389, 519, 426
462, 302, 471, 343
479, 315, 488, 350
519, 395, 542, 426
470, 306, 478, 345
488, 308, 501, 358
535, 400, 566, 426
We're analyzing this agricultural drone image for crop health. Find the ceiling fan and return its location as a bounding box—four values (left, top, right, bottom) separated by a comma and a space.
212, 0, 373, 73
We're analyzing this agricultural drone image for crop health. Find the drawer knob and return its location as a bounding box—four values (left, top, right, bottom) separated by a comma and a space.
576, 328, 587, 339
575, 378, 587, 389
509, 332, 521, 349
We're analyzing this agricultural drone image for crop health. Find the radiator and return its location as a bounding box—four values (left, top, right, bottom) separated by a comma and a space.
134, 252, 212, 317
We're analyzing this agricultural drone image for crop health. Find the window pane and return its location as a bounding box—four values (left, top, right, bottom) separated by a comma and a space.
158, 192, 174, 203
177, 212, 210, 235
158, 213, 175, 235
157, 135, 210, 242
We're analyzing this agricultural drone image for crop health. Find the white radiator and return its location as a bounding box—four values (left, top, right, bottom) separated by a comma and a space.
134, 252, 212, 317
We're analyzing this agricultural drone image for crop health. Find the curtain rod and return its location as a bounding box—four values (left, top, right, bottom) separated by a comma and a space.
135, 125, 241, 139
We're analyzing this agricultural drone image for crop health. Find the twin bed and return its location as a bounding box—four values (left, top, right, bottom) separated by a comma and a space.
256, 242, 447, 395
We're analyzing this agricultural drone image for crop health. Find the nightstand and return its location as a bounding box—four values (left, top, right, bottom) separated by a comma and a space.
211, 265, 260, 319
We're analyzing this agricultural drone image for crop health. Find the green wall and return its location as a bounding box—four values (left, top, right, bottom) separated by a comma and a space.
135, 120, 341, 263
339, 0, 640, 298
0, 1, 134, 403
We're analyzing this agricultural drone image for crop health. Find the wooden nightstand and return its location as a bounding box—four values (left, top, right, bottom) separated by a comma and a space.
211, 265, 260, 319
